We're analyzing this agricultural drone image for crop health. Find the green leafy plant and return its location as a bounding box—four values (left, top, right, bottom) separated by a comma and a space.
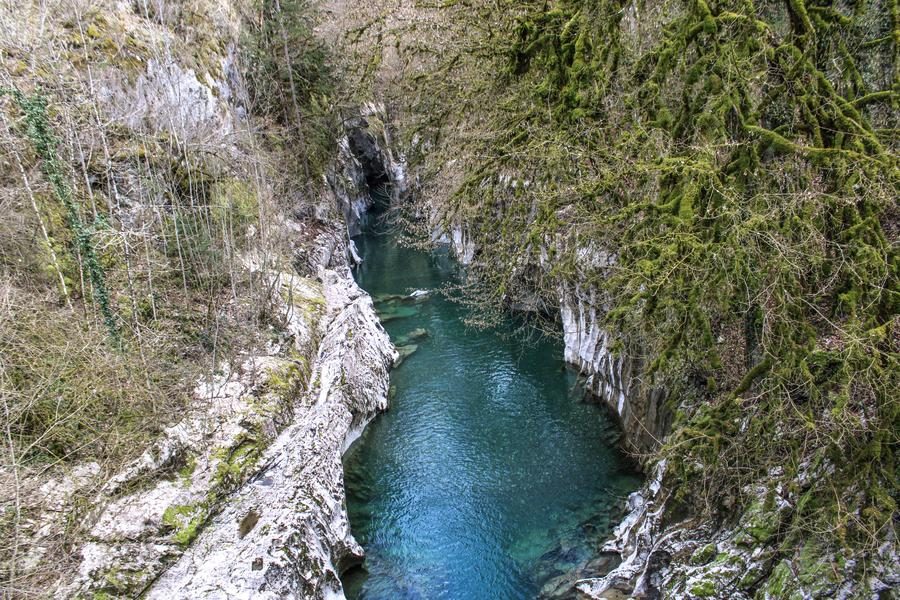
1, 88, 118, 340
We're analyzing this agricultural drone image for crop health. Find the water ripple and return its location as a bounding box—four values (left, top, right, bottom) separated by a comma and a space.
343, 232, 641, 599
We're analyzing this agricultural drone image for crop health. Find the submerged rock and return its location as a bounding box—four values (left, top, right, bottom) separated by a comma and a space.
376, 304, 419, 323
375, 290, 430, 305
393, 344, 419, 367
395, 328, 428, 346
374, 293, 408, 304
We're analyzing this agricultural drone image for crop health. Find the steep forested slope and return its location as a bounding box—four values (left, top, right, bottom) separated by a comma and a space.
0, 1, 373, 596
338, 0, 898, 596
1, 0, 896, 597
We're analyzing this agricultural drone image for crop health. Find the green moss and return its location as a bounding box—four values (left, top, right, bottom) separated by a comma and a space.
266, 356, 309, 401
162, 503, 208, 548
212, 441, 260, 487
178, 455, 197, 485
743, 501, 781, 544
690, 543, 718, 565
102, 566, 127, 590
759, 561, 791, 598
97, 564, 151, 595
795, 541, 835, 588
85, 24, 102, 40
739, 562, 764, 590
690, 579, 716, 597
398, 0, 898, 585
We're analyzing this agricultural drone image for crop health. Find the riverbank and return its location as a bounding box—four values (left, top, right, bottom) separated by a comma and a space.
0, 2, 397, 597
341, 224, 641, 598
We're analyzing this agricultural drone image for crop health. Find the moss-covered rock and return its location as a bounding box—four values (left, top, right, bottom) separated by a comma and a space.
373, 0, 898, 596
162, 503, 208, 548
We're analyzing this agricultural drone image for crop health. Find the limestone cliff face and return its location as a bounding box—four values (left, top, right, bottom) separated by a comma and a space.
52, 63, 398, 600
146, 263, 395, 600
328, 104, 407, 240
577, 460, 899, 600
56, 222, 395, 600
439, 215, 671, 456
559, 283, 670, 456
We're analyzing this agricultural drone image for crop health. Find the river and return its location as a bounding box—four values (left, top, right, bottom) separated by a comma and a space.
342, 220, 641, 599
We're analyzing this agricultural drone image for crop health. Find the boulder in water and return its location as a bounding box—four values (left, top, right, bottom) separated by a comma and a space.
377, 305, 420, 323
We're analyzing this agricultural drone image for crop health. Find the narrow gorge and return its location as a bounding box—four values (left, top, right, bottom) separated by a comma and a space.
1, 1, 897, 599
342, 215, 640, 598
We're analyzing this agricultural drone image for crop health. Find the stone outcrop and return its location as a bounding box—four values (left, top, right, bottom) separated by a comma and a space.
57, 230, 395, 598
559, 282, 671, 456
146, 266, 395, 599
49, 92, 404, 599
577, 460, 899, 600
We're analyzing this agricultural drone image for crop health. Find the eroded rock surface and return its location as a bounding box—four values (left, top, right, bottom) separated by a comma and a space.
57, 269, 335, 598
146, 267, 395, 599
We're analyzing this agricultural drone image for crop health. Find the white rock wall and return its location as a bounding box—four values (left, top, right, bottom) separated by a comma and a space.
146, 267, 395, 600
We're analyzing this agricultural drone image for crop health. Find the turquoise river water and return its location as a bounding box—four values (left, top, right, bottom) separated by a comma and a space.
342, 223, 641, 599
